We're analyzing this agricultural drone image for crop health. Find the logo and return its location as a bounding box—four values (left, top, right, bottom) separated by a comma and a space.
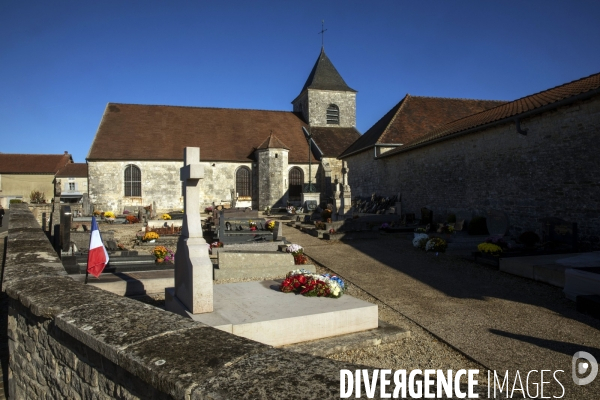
572, 351, 598, 385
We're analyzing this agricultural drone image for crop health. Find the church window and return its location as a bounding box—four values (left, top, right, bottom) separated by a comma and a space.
326, 104, 339, 124
288, 167, 304, 201
124, 164, 141, 197
236, 166, 252, 200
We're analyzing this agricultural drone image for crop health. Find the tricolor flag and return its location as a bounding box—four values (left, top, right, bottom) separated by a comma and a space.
87, 216, 109, 278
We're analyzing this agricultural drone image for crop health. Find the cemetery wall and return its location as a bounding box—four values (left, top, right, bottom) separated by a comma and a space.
0, 173, 55, 204
346, 96, 600, 238
5, 203, 363, 398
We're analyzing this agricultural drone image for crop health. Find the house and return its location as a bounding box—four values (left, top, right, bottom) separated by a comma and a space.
0, 152, 73, 207
86, 48, 360, 213
342, 72, 600, 238
55, 163, 89, 203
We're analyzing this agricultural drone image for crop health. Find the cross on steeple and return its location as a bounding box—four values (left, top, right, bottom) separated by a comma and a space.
318, 20, 327, 48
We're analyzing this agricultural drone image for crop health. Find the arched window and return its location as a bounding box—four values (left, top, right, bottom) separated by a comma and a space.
236, 167, 252, 200
124, 164, 141, 197
288, 167, 304, 201
326, 104, 339, 125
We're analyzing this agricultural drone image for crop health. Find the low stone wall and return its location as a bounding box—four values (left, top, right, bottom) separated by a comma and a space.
4, 204, 360, 399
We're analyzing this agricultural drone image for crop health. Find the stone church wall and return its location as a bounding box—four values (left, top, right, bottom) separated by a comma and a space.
88, 160, 252, 213
346, 96, 600, 238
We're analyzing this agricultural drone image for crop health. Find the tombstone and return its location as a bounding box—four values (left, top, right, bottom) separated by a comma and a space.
60, 205, 72, 252
541, 217, 578, 250
273, 221, 283, 241
167, 147, 213, 314
339, 161, 352, 214
406, 213, 415, 224
305, 200, 317, 211
420, 208, 433, 225
486, 209, 509, 236
82, 193, 92, 216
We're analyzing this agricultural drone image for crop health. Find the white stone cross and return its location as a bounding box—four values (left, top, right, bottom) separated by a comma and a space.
174, 147, 213, 314
180, 147, 205, 239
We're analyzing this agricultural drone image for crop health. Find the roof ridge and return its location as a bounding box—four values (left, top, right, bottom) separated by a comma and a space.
106, 102, 297, 114
509, 71, 600, 103
408, 95, 507, 103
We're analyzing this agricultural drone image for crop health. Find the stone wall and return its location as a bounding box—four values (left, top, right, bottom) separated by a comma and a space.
257, 148, 289, 209
88, 160, 251, 213
345, 96, 600, 238
89, 160, 319, 213
5, 203, 363, 399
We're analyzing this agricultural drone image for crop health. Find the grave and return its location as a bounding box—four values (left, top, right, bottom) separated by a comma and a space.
420, 207, 433, 225
215, 251, 316, 280
165, 147, 379, 346
217, 214, 274, 244
486, 209, 509, 236
541, 217, 578, 251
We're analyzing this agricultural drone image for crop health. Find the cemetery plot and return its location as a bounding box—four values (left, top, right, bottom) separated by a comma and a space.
218, 216, 275, 244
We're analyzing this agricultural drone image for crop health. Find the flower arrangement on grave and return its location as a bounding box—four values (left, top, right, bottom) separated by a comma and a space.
425, 237, 447, 253
413, 233, 429, 249
208, 241, 223, 254
126, 215, 139, 224
485, 235, 510, 249
143, 232, 159, 242
93, 210, 102, 217
280, 269, 345, 298
117, 243, 127, 250
286, 244, 307, 264
123, 210, 130, 215
161, 213, 172, 220
321, 209, 332, 220
327, 218, 332, 223
248, 220, 257, 231
439, 224, 455, 234
205, 206, 213, 214
153, 246, 169, 262
104, 211, 115, 219
265, 220, 275, 231
329, 228, 336, 234
414, 227, 427, 233
286, 205, 296, 214
381, 223, 390, 229
477, 242, 503, 256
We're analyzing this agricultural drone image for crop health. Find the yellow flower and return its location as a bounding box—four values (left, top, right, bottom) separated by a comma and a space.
153, 246, 168, 259
104, 211, 116, 218
161, 214, 172, 220
478, 243, 502, 255
143, 232, 159, 241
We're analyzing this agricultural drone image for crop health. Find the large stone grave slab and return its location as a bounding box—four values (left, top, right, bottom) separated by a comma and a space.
165, 280, 379, 346
218, 215, 273, 244
215, 250, 313, 280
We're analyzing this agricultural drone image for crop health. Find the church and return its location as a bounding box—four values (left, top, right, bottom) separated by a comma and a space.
87, 48, 360, 213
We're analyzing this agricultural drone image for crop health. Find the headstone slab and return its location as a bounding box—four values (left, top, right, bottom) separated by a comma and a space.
486, 209, 509, 236
420, 208, 433, 225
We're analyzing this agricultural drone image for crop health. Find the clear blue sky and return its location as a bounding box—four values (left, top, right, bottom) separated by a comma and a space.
1, 1, 599, 162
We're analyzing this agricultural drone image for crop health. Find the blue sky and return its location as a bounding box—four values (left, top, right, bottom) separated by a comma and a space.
1, 1, 599, 162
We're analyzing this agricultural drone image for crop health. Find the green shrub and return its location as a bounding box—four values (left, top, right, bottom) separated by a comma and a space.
29, 190, 46, 204
9, 199, 22, 204
468, 216, 489, 235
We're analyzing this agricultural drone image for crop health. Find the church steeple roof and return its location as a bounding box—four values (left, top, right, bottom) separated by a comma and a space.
299, 48, 356, 94
257, 132, 290, 150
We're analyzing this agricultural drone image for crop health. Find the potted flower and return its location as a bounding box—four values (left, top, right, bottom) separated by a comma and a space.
286, 244, 307, 265
143, 232, 159, 243
103, 211, 116, 223
477, 242, 503, 256
153, 246, 168, 263
425, 237, 448, 253
161, 213, 172, 220
265, 220, 275, 231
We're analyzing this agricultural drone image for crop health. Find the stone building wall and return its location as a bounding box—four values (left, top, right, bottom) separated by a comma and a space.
345, 96, 600, 238
303, 90, 357, 127
5, 204, 363, 399
0, 173, 55, 205
88, 160, 252, 213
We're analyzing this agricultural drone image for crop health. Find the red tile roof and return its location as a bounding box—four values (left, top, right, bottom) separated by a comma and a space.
256, 133, 290, 150
87, 104, 317, 163
309, 126, 361, 157
339, 95, 505, 158
0, 153, 72, 174
381, 71, 600, 157
56, 163, 88, 177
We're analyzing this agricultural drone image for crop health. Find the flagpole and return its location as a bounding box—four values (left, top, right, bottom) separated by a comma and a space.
84, 268, 89, 284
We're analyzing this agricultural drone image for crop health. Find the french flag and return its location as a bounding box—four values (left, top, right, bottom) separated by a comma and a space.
87, 216, 109, 278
